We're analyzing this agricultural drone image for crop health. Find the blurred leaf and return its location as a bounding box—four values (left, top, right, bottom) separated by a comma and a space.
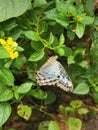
48, 32, 54, 45
31, 89, 47, 100
67, 55, 75, 65
0, 46, 9, 59
68, 117, 82, 130
0, 89, 13, 101
83, 0, 94, 16
0, 102, 12, 126
31, 41, 44, 51
59, 33, 65, 45
70, 100, 82, 109
0, 68, 14, 86
80, 16, 94, 25
44, 91, 56, 105
17, 82, 33, 94
38, 121, 50, 130
67, 30, 75, 40
33, 0, 47, 8
28, 50, 45, 61
13, 56, 26, 70
69, 64, 85, 76
0, 0, 31, 22
76, 23, 85, 38
45, 9, 58, 20
73, 82, 89, 94
17, 104, 32, 121
23, 31, 40, 41
49, 121, 60, 130
78, 108, 88, 115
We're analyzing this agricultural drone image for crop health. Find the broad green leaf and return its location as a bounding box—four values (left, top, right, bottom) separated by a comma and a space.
17, 82, 33, 94
38, 121, 50, 130
49, 121, 60, 130
33, 0, 47, 8
31, 41, 44, 51
13, 56, 26, 70
56, 0, 67, 15
80, 16, 94, 25
78, 108, 88, 115
68, 117, 82, 130
69, 64, 85, 76
31, 89, 47, 100
55, 47, 65, 56
0, 68, 14, 86
28, 50, 45, 61
23, 31, 40, 41
67, 30, 75, 40
56, 16, 69, 28
45, 9, 58, 20
76, 23, 85, 38
73, 82, 89, 94
67, 3, 77, 16
70, 100, 82, 109
0, 46, 9, 59
67, 55, 75, 65
0, 0, 31, 22
44, 91, 56, 105
84, 0, 94, 16
0, 102, 12, 126
65, 106, 74, 113
0, 89, 13, 101
17, 104, 32, 121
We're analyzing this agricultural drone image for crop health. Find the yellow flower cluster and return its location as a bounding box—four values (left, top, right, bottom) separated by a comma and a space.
0, 37, 19, 59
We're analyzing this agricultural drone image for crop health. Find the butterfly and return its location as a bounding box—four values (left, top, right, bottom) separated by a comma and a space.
36, 56, 73, 92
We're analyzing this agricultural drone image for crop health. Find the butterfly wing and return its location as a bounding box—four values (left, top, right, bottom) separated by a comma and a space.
36, 60, 60, 86
56, 61, 73, 92
36, 56, 73, 92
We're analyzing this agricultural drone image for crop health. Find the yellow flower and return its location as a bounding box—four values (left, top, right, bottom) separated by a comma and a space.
0, 37, 19, 59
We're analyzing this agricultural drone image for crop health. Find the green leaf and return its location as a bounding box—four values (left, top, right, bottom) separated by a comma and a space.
38, 121, 50, 130
17, 104, 32, 121
49, 121, 60, 130
48, 32, 54, 45
23, 31, 40, 41
33, 0, 47, 8
31, 89, 47, 100
0, 68, 14, 86
31, 41, 44, 51
78, 108, 88, 115
80, 16, 94, 25
68, 117, 82, 130
0, 102, 12, 126
76, 23, 85, 38
44, 91, 56, 105
0, 89, 13, 101
59, 33, 65, 45
67, 55, 75, 65
17, 82, 33, 94
0, 0, 31, 22
28, 50, 45, 61
84, 0, 94, 16
70, 100, 82, 109
45, 8, 58, 20
56, 16, 69, 28
0, 46, 9, 59
13, 56, 26, 70
73, 82, 89, 94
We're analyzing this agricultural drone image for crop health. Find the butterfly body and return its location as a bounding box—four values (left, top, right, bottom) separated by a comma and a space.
36, 56, 73, 92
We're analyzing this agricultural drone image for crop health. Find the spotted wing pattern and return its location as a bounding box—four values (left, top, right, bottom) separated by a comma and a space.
36, 56, 73, 92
